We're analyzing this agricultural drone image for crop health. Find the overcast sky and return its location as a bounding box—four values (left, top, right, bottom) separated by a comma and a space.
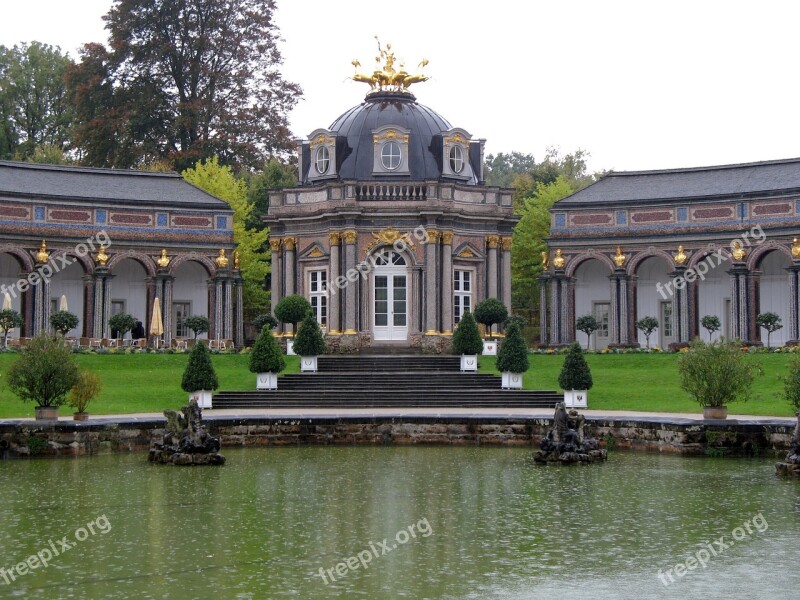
2, 0, 799, 174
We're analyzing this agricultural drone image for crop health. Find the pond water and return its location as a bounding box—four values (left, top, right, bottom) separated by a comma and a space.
1, 447, 799, 599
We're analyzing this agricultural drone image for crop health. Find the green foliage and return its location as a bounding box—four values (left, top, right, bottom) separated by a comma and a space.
181, 341, 219, 392
245, 157, 296, 226
636, 316, 659, 349
496, 319, 529, 374
108, 312, 136, 338
756, 312, 783, 348
274, 295, 313, 330
293, 314, 327, 356
69, 370, 102, 413
473, 298, 508, 337
452, 311, 483, 355
26, 436, 48, 456
558, 341, 593, 391
184, 315, 210, 339
677, 339, 760, 407
183, 156, 270, 317
701, 315, 722, 341
50, 310, 79, 336
7, 333, 79, 407
249, 325, 285, 374
784, 355, 800, 410
0, 309, 23, 346
253, 313, 278, 331
576, 314, 600, 349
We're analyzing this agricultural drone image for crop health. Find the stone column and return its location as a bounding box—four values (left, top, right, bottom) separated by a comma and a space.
284, 237, 296, 335
91, 267, 112, 338
537, 273, 550, 346
728, 264, 753, 343
155, 273, 174, 346
500, 236, 512, 313
343, 229, 358, 335
234, 274, 244, 347
486, 235, 499, 300
609, 270, 631, 346
787, 265, 800, 344
269, 237, 282, 314
213, 278, 224, 340
549, 269, 572, 346
32, 270, 51, 336
668, 266, 691, 344
207, 280, 216, 339
83, 276, 94, 337
424, 229, 439, 335
328, 232, 341, 334
223, 278, 234, 340
441, 231, 454, 333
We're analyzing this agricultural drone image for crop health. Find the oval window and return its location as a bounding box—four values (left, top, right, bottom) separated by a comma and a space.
381, 141, 402, 171
315, 145, 330, 174
449, 145, 464, 174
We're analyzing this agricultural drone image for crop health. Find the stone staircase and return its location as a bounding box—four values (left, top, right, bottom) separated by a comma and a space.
212, 355, 562, 409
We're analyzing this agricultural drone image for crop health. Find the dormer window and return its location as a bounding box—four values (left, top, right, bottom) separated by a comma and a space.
372, 125, 411, 176
315, 146, 330, 174
441, 128, 474, 181
306, 129, 337, 182
449, 145, 464, 174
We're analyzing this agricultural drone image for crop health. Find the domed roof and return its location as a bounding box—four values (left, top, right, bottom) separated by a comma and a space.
329, 91, 454, 181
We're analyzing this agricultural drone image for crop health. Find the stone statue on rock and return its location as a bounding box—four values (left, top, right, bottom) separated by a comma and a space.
149, 398, 225, 465
535, 402, 607, 464
775, 411, 800, 476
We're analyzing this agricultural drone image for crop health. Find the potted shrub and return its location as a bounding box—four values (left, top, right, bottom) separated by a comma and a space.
274, 295, 313, 355
109, 312, 136, 341
249, 325, 285, 389
253, 313, 278, 331
452, 310, 483, 372
50, 310, 79, 337
293, 313, 327, 372
558, 341, 592, 408
69, 370, 102, 421
677, 339, 760, 419
495, 318, 529, 389
0, 309, 23, 348
474, 297, 508, 355
7, 332, 80, 420
181, 340, 219, 408
184, 315, 210, 340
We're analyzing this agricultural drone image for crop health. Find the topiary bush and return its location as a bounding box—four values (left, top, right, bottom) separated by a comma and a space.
181, 340, 219, 392
576, 315, 599, 350
452, 311, 483, 355
50, 310, 79, 336
274, 295, 313, 333
249, 325, 285, 373
293, 314, 327, 356
496, 319, 529, 374
0, 309, 23, 347
636, 316, 659, 349
7, 332, 80, 407
184, 315, 210, 339
474, 297, 508, 338
701, 315, 721, 341
109, 312, 136, 339
558, 341, 593, 391
253, 313, 278, 331
677, 339, 760, 407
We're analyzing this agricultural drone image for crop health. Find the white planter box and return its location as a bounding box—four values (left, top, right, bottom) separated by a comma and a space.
501, 372, 523, 389
189, 390, 213, 409
482, 340, 497, 355
300, 356, 318, 372
286, 340, 295, 355
564, 389, 588, 408
256, 372, 278, 390
460, 355, 478, 372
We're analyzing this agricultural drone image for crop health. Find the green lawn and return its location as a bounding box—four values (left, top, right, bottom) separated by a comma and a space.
0, 352, 794, 418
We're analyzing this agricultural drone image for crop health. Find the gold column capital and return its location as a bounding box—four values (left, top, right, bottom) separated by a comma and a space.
426, 229, 440, 243
441, 230, 454, 245
328, 232, 341, 246
343, 230, 358, 245
283, 237, 297, 251
500, 236, 512, 251
486, 235, 500, 249
269, 238, 282, 252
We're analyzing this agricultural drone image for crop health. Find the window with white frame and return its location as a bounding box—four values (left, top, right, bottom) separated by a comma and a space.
309, 270, 327, 327
453, 269, 472, 324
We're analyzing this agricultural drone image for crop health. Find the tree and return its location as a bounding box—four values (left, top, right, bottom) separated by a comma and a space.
677, 339, 760, 407
701, 315, 722, 341
473, 298, 508, 338
69, 370, 102, 415
0, 42, 74, 160
575, 315, 600, 350
184, 315, 210, 340
784, 355, 800, 411
0, 309, 23, 347
50, 310, 79, 336
636, 316, 659, 349
452, 311, 483, 355
558, 341, 593, 391
253, 313, 278, 331
77, 0, 302, 170
181, 339, 218, 392
496, 319, 529, 374
249, 325, 285, 374
7, 332, 80, 407
274, 295, 313, 334
293, 314, 327, 357
183, 156, 270, 318
108, 312, 136, 339
756, 312, 783, 348
484, 151, 536, 188
245, 157, 296, 227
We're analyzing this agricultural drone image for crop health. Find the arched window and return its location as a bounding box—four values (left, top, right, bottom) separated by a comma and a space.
315, 145, 330, 174
373, 249, 406, 266
449, 145, 464, 174
381, 142, 402, 171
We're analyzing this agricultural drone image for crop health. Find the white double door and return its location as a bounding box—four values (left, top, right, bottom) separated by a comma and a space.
373, 267, 408, 341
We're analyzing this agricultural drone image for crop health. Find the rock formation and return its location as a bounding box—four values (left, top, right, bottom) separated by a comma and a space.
534, 402, 607, 464
148, 399, 225, 465
775, 411, 800, 476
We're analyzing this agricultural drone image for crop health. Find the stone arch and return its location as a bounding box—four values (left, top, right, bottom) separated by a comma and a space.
628, 249, 675, 276
0, 245, 34, 272
688, 247, 730, 270
365, 243, 420, 267
565, 251, 615, 278
748, 241, 795, 271
48, 249, 94, 275
107, 251, 157, 277
168, 253, 216, 277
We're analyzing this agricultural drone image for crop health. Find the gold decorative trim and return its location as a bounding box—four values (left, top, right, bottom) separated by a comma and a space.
486, 235, 500, 249
500, 236, 512, 251
552, 249, 566, 269
343, 230, 358, 245
373, 129, 410, 144
328, 232, 341, 246
95, 245, 109, 266
365, 226, 415, 254
283, 237, 297, 251
269, 239, 282, 252
327, 330, 342, 335
214, 249, 229, 268
731, 241, 746, 261
792, 238, 800, 259
444, 133, 468, 146
423, 330, 439, 335
674, 245, 688, 265
351, 41, 429, 94
541, 251, 549, 269
307, 247, 324, 258
35, 240, 49, 264
426, 229, 440, 243
613, 246, 626, 268
309, 133, 334, 149
458, 247, 476, 258
343, 328, 358, 335
441, 330, 453, 335
441, 231, 454, 245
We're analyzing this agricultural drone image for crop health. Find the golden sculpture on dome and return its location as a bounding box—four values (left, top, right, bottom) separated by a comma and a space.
35, 240, 49, 264
674, 245, 688, 265
731, 241, 746, 261
95, 245, 109, 266
215, 249, 229, 268
352, 38, 429, 94
552, 249, 566, 269
156, 249, 171, 268
613, 246, 627, 268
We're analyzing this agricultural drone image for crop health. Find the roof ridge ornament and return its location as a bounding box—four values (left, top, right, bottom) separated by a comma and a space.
351, 37, 429, 95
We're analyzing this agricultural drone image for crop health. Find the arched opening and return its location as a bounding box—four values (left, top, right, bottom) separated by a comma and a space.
49, 259, 86, 337
695, 252, 732, 342
635, 256, 674, 348
173, 260, 210, 339
574, 258, 611, 350
758, 250, 791, 346
0, 252, 25, 338
111, 258, 148, 331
